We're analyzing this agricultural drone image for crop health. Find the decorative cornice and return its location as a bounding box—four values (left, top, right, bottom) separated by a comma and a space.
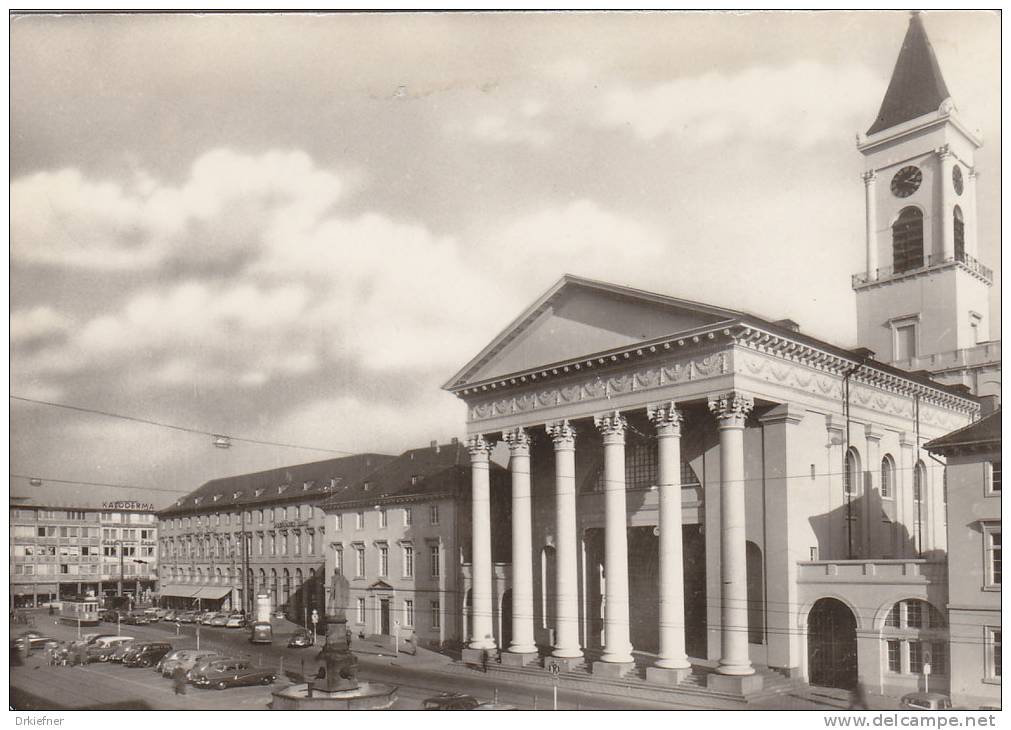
708, 391, 754, 428
647, 400, 683, 437
547, 420, 577, 450
594, 411, 627, 443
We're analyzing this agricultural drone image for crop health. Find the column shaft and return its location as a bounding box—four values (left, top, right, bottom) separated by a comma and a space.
506, 428, 537, 655
939, 147, 955, 260
596, 411, 633, 664
548, 421, 582, 658
468, 435, 496, 650
863, 171, 878, 276
649, 402, 690, 670
709, 392, 755, 676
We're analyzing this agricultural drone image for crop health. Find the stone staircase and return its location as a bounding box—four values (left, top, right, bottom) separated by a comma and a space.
443, 655, 805, 707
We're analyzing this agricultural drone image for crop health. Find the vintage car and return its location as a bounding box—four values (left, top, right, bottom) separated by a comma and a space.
124, 641, 174, 668
160, 649, 219, 677
190, 658, 276, 689
109, 640, 139, 663
900, 692, 954, 711
287, 629, 313, 648
208, 613, 229, 627
225, 614, 246, 629
85, 636, 135, 662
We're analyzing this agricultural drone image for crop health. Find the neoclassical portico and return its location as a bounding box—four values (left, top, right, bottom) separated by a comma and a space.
447, 275, 977, 692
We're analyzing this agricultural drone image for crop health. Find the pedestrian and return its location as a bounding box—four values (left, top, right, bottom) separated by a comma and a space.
849, 683, 869, 710
481, 648, 488, 673
315, 665, 326, 680
346, 628, 353, 650
172, 665, 187, 696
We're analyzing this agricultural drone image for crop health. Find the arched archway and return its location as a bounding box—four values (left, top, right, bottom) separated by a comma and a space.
808, 598, 858, 689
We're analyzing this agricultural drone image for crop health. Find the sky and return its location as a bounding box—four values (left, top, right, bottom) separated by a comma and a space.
9, 10, 1001, 510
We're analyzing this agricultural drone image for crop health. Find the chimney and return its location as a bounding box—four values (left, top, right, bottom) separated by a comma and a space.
451, 437, 459, 445
431, 440, 440, 453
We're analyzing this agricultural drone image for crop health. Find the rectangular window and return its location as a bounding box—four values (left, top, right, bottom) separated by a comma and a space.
336, 513, 343, 531
356, 512, 364, 530
403, 508, 412, 527
430, 545, 440, 578
986, 628, 1002, 680
887, 639, 901, 673
379, 509, 388, 529
429, 505, 439, 525
357, 597, 366, 624
431, 600, 441, 629
885, 604, 900, 628
404, 600, 414, 627
985, 527, 1002, 587
894, 324, 917, 361
335, 548, 344, 575
379, 546, 388, 577
403, 546, 414, 578
356, 547, 365, 577
281, 533, 289, 555
991, 462, 1002, 494
906, 601, 923, 629
294, 533, 302, 556
908, 641, 924, 674
307, 533, 315, 555
270, 533, 277, 556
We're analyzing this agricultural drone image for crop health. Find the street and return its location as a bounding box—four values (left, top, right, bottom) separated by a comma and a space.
14, 610, 806, 710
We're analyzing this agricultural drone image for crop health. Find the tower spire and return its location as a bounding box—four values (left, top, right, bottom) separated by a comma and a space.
866, 11, 951, 136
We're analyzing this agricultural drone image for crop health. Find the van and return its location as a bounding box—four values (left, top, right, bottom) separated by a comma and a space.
249, 622, 272, 644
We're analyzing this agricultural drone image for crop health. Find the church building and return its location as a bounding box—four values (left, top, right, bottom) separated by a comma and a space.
444, 12, 996, 700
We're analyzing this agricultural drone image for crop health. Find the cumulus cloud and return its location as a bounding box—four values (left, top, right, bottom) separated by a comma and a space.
11, 306, 72, 343
598, 61, 882, 147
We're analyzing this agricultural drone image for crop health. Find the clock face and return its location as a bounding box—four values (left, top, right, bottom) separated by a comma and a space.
953, 165, 964, 195
890, 166, 922, 198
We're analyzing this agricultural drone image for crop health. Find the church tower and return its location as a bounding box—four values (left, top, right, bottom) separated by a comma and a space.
853, 12, 993, 377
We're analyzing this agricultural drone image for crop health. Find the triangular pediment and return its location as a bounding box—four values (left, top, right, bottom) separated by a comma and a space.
445, 275, 740, 388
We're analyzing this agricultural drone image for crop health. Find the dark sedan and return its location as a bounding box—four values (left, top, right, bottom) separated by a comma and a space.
123, 642, 174, 668
190, 659, 276, 690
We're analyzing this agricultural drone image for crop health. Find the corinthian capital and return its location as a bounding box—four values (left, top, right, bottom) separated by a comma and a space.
708, 391, 754, 428
466, 434, 493, 461
546, 420, 576, 450
861, 170, 876, 184
935, 144, 952, 160
647, 401, 683, 437
503, 426, 531, 455
594, 410, 627, 443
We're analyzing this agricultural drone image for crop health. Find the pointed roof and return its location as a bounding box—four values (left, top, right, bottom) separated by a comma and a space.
924, 409, 1001, 455
867, 12, 951, 136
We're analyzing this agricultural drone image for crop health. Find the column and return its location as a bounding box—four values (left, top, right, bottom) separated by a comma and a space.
864, 425, 884, 558
967, 167, 980, 257
504, 427, 537, 661
467, 434, 496, 652
863, 170, 878, 276
937, 145, 955, 261
646, 401, 692, 684
547, 420, 583, 663
593, 410, 634, 673
708, 392, 755, 678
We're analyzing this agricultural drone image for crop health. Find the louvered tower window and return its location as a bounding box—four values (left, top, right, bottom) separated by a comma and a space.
892, 207, 924, 273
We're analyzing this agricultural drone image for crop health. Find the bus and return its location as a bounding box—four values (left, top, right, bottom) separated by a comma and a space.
59, 598, 100, 627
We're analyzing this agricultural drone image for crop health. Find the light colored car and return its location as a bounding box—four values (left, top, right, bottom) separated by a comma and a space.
900, 692, 953, 711
85, 635, 135, 662
225, 614, 246, 629
208, 613, 229, 627
199, 611, 218, 625
160, 649, 219, 677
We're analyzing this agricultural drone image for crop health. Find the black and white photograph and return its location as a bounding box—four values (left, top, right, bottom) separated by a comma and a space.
9, 8, 1001, 719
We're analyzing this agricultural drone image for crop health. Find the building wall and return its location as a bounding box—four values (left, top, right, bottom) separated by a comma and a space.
323, 496, 463, 649
945, 450, 1001, 707
10, 505, 158, 607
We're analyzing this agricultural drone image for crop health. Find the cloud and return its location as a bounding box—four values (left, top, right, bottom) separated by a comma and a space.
11, 306, 72, 344
598, 61, 882, 147
11, 148, 347, 271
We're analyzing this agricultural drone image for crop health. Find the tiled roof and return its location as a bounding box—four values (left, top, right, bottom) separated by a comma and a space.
319, 440, 501, 510
158, 452, 394, 517
867, 12, 951, 136
924, 410, 1001, 455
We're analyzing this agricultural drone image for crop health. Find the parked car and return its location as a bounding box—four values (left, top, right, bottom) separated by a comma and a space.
159, 649, 218, 677
271, 610, 286, 620
900, 692, 953, 711
199, 612, 218, 625
190, 658, 276, 690
109, 640, 138, 663
124, 612, 149, 626
162, 610, 177, 622
176, 611, 196, 623
287, 629, 313, 648
208, 613, 229, 627
85, 636, 135, 663
187, 654, 240, 682
249, 622, 272, 644
124, 641, 174, 668
14, 635, 59, 655
225, 614, 246, 629
117, 643, 147, 665
142, 608, 162, 622
423, 693, 484, 710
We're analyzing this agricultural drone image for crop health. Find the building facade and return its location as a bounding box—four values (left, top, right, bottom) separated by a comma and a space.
926, 410, 1001, 708
156, 453, 391, 617
320, 440, 510, 650
10, 499, 158, 608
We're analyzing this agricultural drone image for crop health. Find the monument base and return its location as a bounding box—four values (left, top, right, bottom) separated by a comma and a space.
706, 672, 764, 695
645, 665, 692, 685
270, 682, 398, 710
592, 660, 636, 678
500, 651, 539, 667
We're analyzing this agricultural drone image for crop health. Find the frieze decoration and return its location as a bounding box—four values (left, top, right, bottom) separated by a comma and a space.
467, 352, 729, 423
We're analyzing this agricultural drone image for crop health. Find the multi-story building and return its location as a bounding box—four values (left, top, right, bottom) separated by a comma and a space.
10, 498, 159, 608
319, 440, 509, 650
926, 409, 1001, 708
440, 15, 988, 699
156, 453, 392, 619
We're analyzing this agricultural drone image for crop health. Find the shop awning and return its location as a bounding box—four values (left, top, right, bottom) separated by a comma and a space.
194, 586, 233, 600
158, 584, 200, 598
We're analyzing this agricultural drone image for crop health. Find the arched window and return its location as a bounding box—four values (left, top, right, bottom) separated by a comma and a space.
844, 448, 861, 496
892, 207, 924, 273
913, 461, 927, 552
953, 206, 965, 260
880, 455, 895, 499
882, 599, 947, 676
